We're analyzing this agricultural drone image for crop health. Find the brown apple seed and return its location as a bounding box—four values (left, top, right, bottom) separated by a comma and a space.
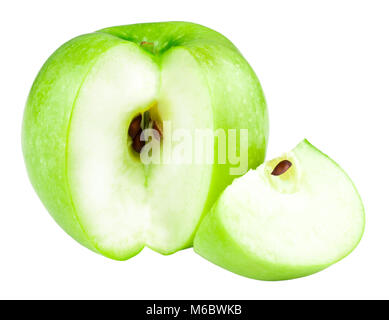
271, 160, 292, 176
128, 115, 142, 139
132, 131, 145, 153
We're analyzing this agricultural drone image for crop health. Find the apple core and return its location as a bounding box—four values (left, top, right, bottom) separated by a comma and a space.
128, 103, 163, 155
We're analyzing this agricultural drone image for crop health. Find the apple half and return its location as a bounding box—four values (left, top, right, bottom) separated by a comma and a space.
22, 22, 268, 260
194, 140, 365, 280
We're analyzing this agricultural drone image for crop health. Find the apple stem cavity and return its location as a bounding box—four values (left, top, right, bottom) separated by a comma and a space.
271, 160, 292, 176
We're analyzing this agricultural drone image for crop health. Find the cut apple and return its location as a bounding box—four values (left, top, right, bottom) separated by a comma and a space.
194, 140, 365, 280
22, 22, 268, 260
68, 44, 215, 258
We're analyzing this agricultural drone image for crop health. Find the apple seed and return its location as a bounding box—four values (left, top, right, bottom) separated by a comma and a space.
271, 160, 292, 176
128, 115, 142, 139
132, 131, 145, 153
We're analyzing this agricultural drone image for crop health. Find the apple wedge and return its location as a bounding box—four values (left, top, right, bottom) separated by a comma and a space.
22, 22, 268, 260
194, 140, 365, 280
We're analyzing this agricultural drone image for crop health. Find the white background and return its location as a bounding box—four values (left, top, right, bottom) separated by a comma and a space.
0, 0, 388, 299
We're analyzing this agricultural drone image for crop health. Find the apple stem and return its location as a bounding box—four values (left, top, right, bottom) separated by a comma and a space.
140, 41, 154, 46
140, 41, 155, 54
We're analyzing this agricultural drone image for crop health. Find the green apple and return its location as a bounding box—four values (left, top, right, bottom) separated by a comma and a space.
22, 22, 268, 260
194, 140, 365, 280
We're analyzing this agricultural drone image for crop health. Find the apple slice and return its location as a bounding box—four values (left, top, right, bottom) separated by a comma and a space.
194, 140, 365, 280
22, 22, 268, 260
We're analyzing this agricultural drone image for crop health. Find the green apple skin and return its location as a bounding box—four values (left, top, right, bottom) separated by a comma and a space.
22, 22, 268, 260
22, 33, 123, 254
194, 140, 365, 280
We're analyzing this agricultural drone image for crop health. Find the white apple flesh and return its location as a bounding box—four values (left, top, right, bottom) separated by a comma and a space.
194, 140, 365, 280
